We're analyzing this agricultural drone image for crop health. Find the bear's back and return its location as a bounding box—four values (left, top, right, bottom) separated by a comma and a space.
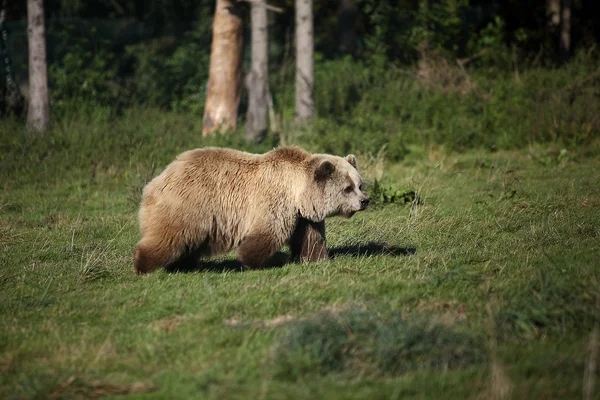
176, 146, 310, 166
148, 146, 311, 203
176, 147, 259, 165
262, 146, 310, 165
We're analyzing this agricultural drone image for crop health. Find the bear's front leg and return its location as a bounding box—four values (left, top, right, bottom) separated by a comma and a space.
289, 219, 328, 263
237, 232, 282, 269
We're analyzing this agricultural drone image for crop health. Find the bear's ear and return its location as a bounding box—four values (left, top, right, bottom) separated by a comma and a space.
346, 154, 357, 169
314, 160, 336, 181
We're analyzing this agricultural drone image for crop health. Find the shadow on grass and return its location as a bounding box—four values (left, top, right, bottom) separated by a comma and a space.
165, 251, 290, 274
165, 242, 415, 274
329, 242, 416, 258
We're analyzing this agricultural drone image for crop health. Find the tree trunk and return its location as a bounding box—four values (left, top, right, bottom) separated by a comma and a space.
559, 0, 571, 61
26, 0, 50, 133
203, 0, 243, 136
547, 0, 560, 26
338, 0, 357, 54
1, 0, 25, 117
294, 0, 314, 123
246, 1, 268, 140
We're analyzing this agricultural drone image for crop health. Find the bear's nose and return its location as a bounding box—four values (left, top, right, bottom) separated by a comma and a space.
360, 197, 370, 209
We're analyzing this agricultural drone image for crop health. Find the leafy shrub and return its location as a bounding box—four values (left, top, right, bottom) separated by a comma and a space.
125, 15, 212, 113
307, 49, 599, 155
361, 0, 472, 65
125, 35, 210, 113
409, 0, 471, 57
48, 25, 124, 120
466, 15, 513, 72
292, 117, 409, 162
314, 56, 372, 119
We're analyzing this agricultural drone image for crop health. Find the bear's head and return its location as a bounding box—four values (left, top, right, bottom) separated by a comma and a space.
300, 154, 370, 221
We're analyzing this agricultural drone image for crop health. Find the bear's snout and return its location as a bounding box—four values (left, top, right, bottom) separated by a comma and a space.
360, 197, 370, 210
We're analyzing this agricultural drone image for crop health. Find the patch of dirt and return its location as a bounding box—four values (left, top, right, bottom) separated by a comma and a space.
477, 359, 512, 400
416, 50, 482, 96
150, 314, 204, 333
225, 315, 295, 329
582, 197, 600, 207
415, 300, 468, 326
0, 351, 17, 374
224, 303, 363, 329
49, 376, 156, 399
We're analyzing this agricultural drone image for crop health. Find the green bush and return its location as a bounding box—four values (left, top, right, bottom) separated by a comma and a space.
48, 25, 125, 120
125, 34, 210, 113
303, 49, 599, 157
314, 56, 372, 119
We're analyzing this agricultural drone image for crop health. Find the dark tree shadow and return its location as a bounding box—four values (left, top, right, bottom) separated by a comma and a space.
165, 242, 415, 274
328, 242, 416, 258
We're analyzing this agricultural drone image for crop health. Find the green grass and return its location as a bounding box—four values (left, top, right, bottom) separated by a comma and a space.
1, 116, 599, 399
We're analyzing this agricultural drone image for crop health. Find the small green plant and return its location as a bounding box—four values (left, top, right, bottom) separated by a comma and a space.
368, 180, 419, 206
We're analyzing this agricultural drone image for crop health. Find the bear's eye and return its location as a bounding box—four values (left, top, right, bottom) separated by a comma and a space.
359, 184, 363, 191
344, 185, 354, 194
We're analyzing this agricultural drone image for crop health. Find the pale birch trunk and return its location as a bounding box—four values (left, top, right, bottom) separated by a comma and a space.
294, 0, 314, 123
547, 0, 560, 26
202, 0, 243, 135
26, 0, 50, 133
246, 2, 268, 140
560, 0, 571, 61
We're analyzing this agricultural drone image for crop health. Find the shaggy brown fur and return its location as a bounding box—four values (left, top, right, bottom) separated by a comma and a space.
134, 146, 368, 273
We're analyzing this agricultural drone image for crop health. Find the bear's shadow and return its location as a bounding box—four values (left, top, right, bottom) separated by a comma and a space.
165, 242, 415, 274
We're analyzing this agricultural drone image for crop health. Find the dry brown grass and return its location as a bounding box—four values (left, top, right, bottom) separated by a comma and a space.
415, 50, 481, 95
49, 376, 156, 400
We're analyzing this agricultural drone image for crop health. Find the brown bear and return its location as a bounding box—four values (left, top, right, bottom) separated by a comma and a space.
134, 146, 369, 273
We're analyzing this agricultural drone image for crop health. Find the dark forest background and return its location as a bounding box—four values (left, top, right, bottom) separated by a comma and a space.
2, 0, 599, 158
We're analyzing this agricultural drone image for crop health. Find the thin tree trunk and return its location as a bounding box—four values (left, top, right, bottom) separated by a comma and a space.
203, 0, 243, 136
1, 0, 24, 117
547, 0, 560, 26
294, 0, 314, 123
246, 1, 268, 140
26, 0, 50, 133
560, 0, 571, 61
338, 0, 357, 54
290, 0, 323, 264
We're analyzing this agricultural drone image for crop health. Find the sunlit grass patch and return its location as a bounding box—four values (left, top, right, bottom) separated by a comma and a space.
0, 110, 599, 398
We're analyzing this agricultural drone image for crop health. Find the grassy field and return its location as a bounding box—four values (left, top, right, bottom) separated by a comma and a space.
1, 119, 599, 399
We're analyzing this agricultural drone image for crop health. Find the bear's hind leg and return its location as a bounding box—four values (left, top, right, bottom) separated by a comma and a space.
237, 233, 281, 269
134, 237, 182, 274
